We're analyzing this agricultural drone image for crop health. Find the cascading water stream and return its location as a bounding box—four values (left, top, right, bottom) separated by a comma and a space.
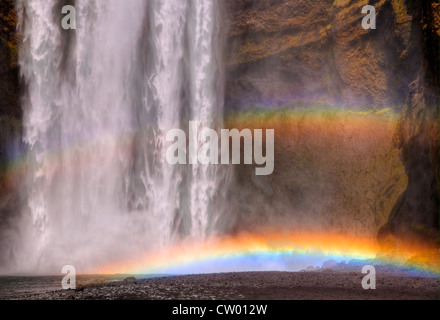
15, 0, 228, 274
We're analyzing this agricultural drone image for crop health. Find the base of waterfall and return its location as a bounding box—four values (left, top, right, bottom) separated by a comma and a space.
4, 271, 439, 300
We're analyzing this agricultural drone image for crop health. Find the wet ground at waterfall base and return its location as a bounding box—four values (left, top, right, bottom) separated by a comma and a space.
2, 272, 439, 300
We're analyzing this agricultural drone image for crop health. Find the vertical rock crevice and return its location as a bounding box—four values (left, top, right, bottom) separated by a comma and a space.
379, 0, 440, 247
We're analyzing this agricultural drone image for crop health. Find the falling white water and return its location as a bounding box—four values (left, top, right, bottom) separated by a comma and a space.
15, 0, 228, 274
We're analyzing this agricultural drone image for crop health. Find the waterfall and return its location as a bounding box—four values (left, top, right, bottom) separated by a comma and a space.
16, 0, 228, 274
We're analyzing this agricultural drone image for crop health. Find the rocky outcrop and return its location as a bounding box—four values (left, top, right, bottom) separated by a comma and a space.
0, 0, 21, 185
378, 0, 439, 246
224, 0, 341, 108
0, 0, 19, 118
224, 0, 439, 246
224, 0, 425, 109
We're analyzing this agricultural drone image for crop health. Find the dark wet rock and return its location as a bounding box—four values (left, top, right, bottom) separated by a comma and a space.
378, 0, 439, 247
322, 260, 338, 270
124, 277, 137, 282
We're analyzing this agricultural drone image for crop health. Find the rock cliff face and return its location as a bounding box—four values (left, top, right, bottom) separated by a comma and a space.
0, 0, 20, 193
378, 0, 439, 246
0, 0, 19, 117
223, 0, 426, 109
223, 0, 439, 245
0, 0, 20, 180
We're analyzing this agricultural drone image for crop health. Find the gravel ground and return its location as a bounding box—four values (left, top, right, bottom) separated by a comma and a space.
10, 271, 440, 300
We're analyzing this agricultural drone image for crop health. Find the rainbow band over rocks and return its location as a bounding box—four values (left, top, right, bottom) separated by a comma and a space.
2, 107, 438, 276
2, 107, 398, 184
95, 231, 440, 276
1, 106, 398, 193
